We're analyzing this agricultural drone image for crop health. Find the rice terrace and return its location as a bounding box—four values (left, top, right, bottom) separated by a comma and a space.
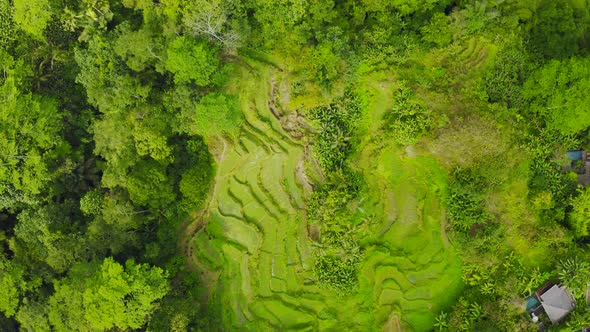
2, 1, 590, 331
179, 62, 463, 331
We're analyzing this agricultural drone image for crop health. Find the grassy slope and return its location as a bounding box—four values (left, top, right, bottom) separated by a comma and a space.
188, 63, 463, 331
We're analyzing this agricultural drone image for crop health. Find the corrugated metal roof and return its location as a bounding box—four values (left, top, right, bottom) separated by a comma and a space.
540, 285, 576, 324
567, 149, 584, 161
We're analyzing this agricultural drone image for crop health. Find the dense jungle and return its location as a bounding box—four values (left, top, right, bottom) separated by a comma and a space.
2, 0, 590, 331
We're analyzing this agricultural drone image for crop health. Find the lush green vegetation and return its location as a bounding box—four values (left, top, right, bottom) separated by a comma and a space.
2, 0, 590, 331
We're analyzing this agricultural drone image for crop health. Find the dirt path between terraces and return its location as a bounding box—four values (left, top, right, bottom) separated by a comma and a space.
178, 136, 228, 271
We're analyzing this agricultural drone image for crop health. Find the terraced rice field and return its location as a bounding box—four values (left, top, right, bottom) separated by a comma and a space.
355, 145, 463, 331
187, 68, 463, 331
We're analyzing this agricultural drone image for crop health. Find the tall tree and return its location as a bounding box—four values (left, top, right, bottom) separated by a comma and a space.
48, 257, 169, 331
180, 92, 243, 137
0, 51, 66, 210
0, 257, 31, 318
13, 206, 87, 273
528, 0, 589, 59
182, 0, 241, 48
164, 36, 220, 86
125, 159, 176, 209
12, 0, 53, 40
522, 57, 590, 135
113, 23, 163, 72
75, 36, 150, 114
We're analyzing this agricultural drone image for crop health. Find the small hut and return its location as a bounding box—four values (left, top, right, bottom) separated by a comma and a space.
566, 149, 590, 185
526, 281, 576, 325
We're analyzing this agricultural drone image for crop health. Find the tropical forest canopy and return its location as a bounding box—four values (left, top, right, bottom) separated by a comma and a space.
1, 0, 590, 331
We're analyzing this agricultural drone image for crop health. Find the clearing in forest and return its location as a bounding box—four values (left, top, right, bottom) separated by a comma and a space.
186, 66, 463, 331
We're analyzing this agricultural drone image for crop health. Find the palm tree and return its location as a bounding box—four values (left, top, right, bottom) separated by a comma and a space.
558, 257, 590, 299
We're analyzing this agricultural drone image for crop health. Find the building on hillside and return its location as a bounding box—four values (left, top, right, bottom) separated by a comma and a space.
566, 149, 590, 185
526, 281, 576, 325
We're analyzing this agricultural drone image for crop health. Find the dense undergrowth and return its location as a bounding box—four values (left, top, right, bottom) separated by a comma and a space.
306, 93, 363, 293
2, 0, 590, 331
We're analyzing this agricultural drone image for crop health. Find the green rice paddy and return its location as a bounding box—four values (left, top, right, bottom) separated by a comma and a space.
188, 68, 463, 331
